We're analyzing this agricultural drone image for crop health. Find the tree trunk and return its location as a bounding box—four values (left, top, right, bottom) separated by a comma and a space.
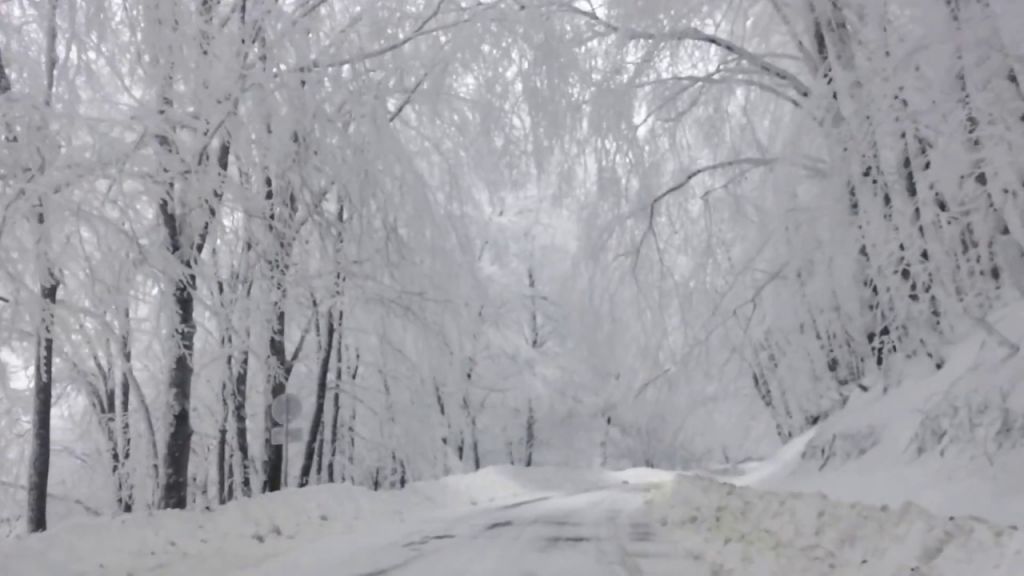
217, 361, 230, 505
347, 349, 359, 483
233, 341, 253, 497
524, 399, 536, 467
161, 271, 197, 510
28, 278, 59, 533
26, 0, 60, 533
325, 335, 342, 482
299, 314, 335, 487
261, 174, 297, 493
462, 394, 481, 471
314, 419, 325, 484
117, 307, 133, 513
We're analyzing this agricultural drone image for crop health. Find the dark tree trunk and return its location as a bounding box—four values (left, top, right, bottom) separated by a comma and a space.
24, 0, 60, 534
462, 394, 481, 471
155, 0, 228, 507
524, 399, 535, 467
117, 309, 133, 513
261, 175, 297, 494
233, 324, 253, 497
217, 421, 228, 505
433, 381, 452, 473
161, 271, 197, 510
217, 364, 230, 505
299, 314, 335, 487
314, 420, 325, 484
326, 388, 341, 483
325, 337, 342, 483
528, 268, 542, 349
28, 277, 59, 533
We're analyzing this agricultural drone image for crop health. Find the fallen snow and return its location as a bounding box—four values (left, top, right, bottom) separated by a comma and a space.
4, 463, 1024, 575
651, 474, 1024, 575
701, 304, 1024, 527
0, 466, 666, 576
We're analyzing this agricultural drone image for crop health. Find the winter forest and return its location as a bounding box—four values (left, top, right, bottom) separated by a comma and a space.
2, 0, 1024, 546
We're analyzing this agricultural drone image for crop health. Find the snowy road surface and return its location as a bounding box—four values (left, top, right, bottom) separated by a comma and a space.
240, 482, 676, 576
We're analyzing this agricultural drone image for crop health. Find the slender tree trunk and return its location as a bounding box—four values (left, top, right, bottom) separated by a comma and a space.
462, 394, 481, 471
433, 381, 451, 473
348, 350, 359, 483
122, 341, 160, 506
314, 420, 325, 484
524, 399, 535, 468
217, 354, 230, 505
325, 333, 342, 482
261, 173, 298, 493
528, 268, 541, 349
299, 314, 335, 487
117, 307, 133, 513
326, 389, 341, 482
233, 335, 253, 497
26, 0, 60, 533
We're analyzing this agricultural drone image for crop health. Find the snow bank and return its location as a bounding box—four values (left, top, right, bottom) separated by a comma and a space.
0, 483, 406, 576
651, 475, 1024, 575
722, 304, 1024, 526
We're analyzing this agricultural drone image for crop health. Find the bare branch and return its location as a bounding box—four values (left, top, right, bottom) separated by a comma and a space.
389, 71, 431, 123
566, 5, 811, 100
284, 312, 317, 379
290, 1, 467, 74
635, 158, 776, 268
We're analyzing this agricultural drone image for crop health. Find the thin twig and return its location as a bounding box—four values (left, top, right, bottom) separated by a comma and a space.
637, 158, 776, 259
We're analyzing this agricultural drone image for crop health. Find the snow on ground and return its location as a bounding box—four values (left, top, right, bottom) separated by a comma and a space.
4, 462, 1024, 575
650, 474, 1024, 575
0, 466, 668, 576
708, 304, 1024, 527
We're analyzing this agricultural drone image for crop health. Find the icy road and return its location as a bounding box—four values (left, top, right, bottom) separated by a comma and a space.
240, 482, 676, 576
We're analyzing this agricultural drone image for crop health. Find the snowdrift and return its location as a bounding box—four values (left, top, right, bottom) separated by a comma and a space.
651, 474, 1024, 575
721, 304, 1024, 526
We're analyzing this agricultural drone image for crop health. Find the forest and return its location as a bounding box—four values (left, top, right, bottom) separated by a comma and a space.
1, 0, 1023, 537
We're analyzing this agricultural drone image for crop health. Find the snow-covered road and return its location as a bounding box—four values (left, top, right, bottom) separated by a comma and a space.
241, 482, 677, 576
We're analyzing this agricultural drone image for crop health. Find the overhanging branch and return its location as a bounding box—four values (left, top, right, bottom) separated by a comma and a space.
566, 5, 811, 100
637, 157, 777, 259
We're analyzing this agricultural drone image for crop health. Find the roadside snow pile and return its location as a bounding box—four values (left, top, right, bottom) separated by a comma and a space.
727, 304, 1024, 525
0, 483, 410, 576
652, 475, 1024, 575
